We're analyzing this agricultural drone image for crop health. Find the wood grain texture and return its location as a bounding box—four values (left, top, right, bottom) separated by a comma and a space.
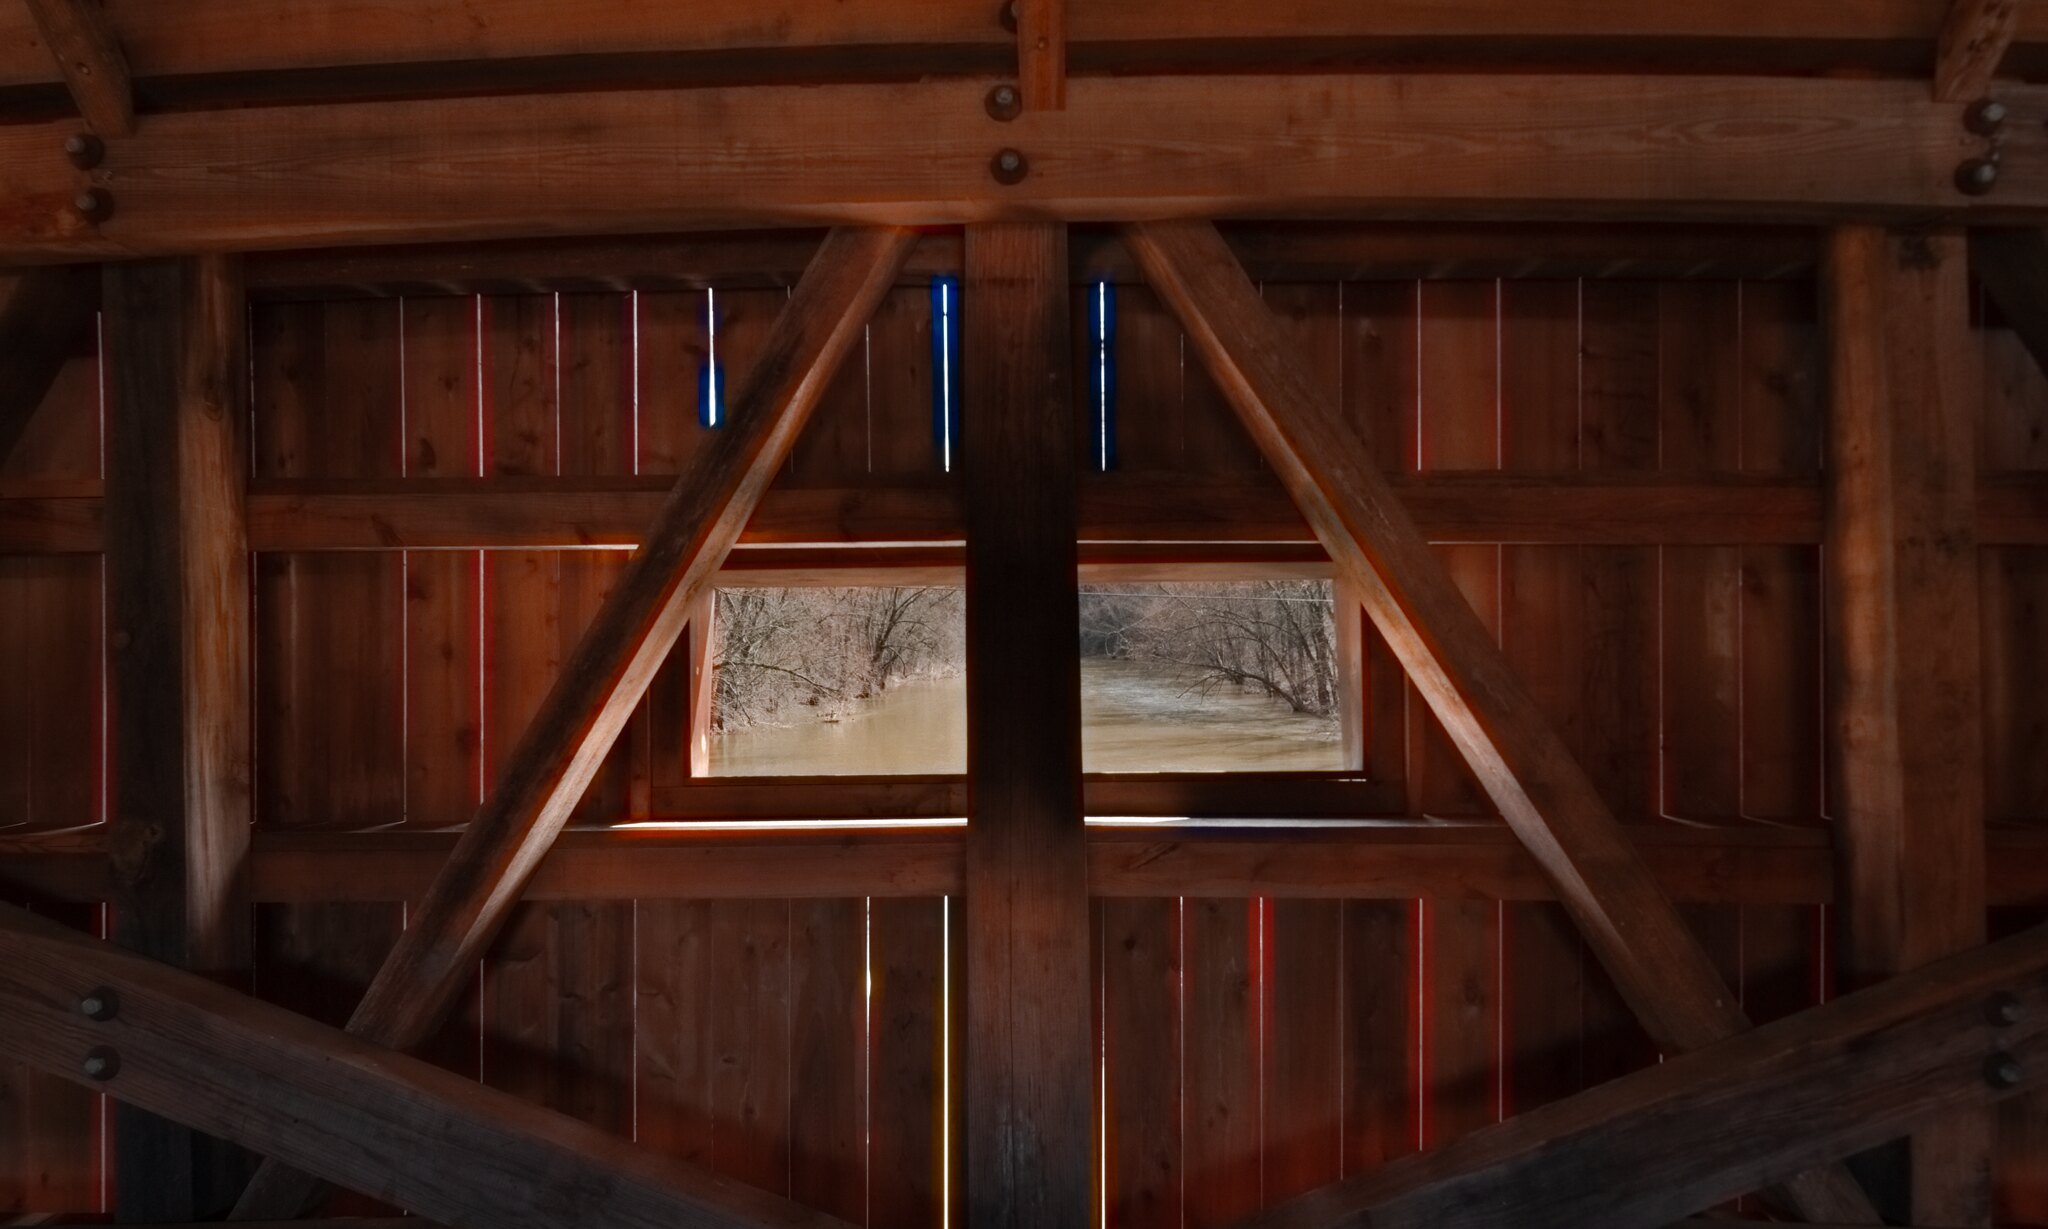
1, 75, 2042, 261
230, 227, 912, 1218
20, 0, 132, 134
1825, 226, 1992, 1224
101, 256, 252, 1218
0, 904, 856, 1229
1234, 918, 2048, 1229
1125, 219, 1879, 1223
1936, 0, 2018, 99
9, 0, 2048, 91
960, 222, 1092, 1229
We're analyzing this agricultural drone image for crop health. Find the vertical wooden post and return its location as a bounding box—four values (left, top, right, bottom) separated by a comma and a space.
686, 591, 717, 778
1825, 225, 1991, 1226
961, 222, 1093, 1229
102, 256, 254, 1218
1333, 578, 1366, 771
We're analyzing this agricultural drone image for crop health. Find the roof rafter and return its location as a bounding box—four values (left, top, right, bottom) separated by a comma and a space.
21, 0, 134, 134
1935, 0, 2018, 99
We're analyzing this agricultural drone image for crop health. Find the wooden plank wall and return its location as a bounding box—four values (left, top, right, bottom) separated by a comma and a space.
0, 268, 2044, 1225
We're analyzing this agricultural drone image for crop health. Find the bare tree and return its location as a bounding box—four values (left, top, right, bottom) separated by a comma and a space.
710, 587, 965, 731
1078, 581, 1339, 717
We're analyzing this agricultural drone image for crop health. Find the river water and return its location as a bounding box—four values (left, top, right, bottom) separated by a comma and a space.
707, 657, 1344, 776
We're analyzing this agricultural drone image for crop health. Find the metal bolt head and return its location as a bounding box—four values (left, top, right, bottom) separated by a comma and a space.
72, 187, 112, 223
1986, 1051, 2023, 1090
63, 133, 104, 170
78, 987, 119, 1022
1966, 98, 2010, 136
998, 0, 1019, 32
986, 83, 1022, 122
1987, 990, 2025, 1027
1956, 157, 2000, 196
81, 1046, 119, 1081
990, 148, 1028, 185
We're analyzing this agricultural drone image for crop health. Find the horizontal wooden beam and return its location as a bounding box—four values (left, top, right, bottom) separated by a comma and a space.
9, 0, 2048, 103
1236, 919, 2048, 1229
13, 821, 2048, 907
12, 472, 2046, 556
243, 224, 1821, 300
646, 773, 1406, 820
0, 902, 854, 1229
3, 74, 2044, 262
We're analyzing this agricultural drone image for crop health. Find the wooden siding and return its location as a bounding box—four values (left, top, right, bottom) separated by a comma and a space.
1, 262, 2043, 1224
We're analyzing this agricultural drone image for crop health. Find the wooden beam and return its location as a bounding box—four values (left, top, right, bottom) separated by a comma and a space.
0, 903, 853, 1229
18, 470, 2048, 556
102, 255, 252, 1219
1970, 228, 2048, 374
20, 0, 133, 134
0, 266, 97, 464
1124, 218, 1879, 1223
649, 773, 1407, 820
4, 74, 2047, 262
1936, 0, 2019, 100
960, 221, 1093, 1229
1825, 226, 1992, 1224
227, 226, 913, 1219
12, 0, 2048, 99
30, 821, 2048, 910
243, 224, 1820, 300
1016, 0, 1065, 110
1234, 919, 2048, 1229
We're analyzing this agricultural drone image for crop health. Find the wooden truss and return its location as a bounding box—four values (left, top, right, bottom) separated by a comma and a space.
0, 6, 2044, 1222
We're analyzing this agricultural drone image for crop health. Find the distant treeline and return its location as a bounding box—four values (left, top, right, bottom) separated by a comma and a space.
710, 587, 965, 732
709, 580, 1340, 733
1078, 581, 1340, 718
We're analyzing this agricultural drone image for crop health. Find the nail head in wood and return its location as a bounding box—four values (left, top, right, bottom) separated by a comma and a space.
78, 988, 119, 1021
63, 133, 104, 170
1988, 990, 2025, 1027
1956, 158, 2000, 195
987, 84, 1022, 122
990, 148, 1028, 185
81, 1046, 119, 1080
72, 187, 112, 222
1966, 99, 2010, 135
1986, 1051, 2023, 1089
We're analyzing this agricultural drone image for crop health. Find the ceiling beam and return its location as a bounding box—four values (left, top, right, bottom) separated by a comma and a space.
1124, 218, 1881, 1223
3, 73, 2045, 263
0, 903, 853, 1229
1230, 919, 2048, 1229
226, 225, 914, 1218
8, 0, 2048, 97
1935, 0, 2018, 100
20, 0, 133, 134
0, 266, 97, 465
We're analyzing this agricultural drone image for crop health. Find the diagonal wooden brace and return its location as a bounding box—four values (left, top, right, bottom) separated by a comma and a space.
231, 225, 916, 1218
1123, 219, 1879, 1223
0, 903, 850, 1229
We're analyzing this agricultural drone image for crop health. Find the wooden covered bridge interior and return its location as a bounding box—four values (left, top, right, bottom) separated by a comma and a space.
5, 2, 2048, 1227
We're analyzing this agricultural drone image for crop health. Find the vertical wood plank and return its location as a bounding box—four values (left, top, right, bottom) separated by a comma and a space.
1827, 226, 1991, 1226
102, 256, 253, 1219
791, 900, 868, 1222
1340, 900, 1418, 1176
711, 899, 794, 1195
1184, 898, 1259, 1227
869, 897, 944, 1229
1100, 896, 1181, 1229
961, 222, 1091, 1229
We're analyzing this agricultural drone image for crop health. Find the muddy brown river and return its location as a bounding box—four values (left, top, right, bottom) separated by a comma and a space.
707, 657, 1344, 776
